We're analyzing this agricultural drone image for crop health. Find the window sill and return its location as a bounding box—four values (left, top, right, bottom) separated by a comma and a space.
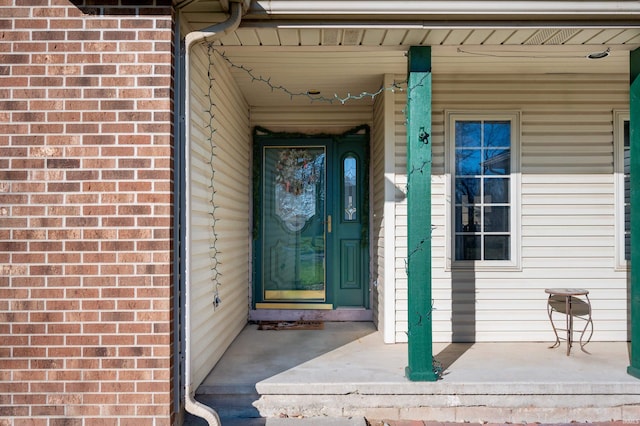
447, 260, 522, 272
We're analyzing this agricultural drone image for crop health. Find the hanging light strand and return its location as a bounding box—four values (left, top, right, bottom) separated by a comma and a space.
205, 43, 223, 309
209, 45, 423, 104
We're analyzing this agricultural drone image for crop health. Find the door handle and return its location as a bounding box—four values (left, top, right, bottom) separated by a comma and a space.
327, 215, 332, 233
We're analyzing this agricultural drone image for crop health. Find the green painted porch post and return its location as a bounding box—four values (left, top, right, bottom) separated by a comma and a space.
628, 48, 640, 379
405, 46, 438, 381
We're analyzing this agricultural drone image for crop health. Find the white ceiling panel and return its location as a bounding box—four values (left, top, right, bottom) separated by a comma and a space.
205, 43, 634, 108
184, 3, 640, 108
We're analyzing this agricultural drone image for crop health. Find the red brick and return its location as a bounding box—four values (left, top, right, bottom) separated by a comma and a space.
102, 123, 135, 133
137, 76, 169, 86
13, 393, 46, 404
0, 406, 30, 417
66, 405, 102, 416
67, 193, 99, 204
65, 335, 100, 346
63, 381, 100, 393
49, 418, 81, 426
100, 381, 135, 393
102, 76, 137, 86
10, 299, 44, 310
63, 310, 99, 322
30, 311, 63, 322
47, 111, 81, 122
83, 111, 116, 122
11, 276, 45, 287
12, 369, 47, 381
14, 88, 46, 98
100, 311, 134, 322
82, 88, 117, 99
49, 18, 83, 29
66, 123, 99, 133
11, 157, 45, 168
102, 358, 136, 369
119, 418, 154, 426
47, 346, 82, 358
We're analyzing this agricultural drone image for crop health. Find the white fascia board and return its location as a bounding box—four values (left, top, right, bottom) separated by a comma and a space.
249, 1, 640, 16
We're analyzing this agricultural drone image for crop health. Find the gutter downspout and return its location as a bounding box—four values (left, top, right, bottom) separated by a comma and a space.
182, 1, 244, 425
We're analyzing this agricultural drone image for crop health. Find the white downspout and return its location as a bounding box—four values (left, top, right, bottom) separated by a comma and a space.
183, 1, 244, 425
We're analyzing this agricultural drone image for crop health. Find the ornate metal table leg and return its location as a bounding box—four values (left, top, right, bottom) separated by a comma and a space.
566, 295, 572, 355
547, 294, 561, 349
578, 294, 594, 354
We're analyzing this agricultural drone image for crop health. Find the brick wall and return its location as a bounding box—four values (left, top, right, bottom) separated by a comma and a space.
0, 0, 176, 424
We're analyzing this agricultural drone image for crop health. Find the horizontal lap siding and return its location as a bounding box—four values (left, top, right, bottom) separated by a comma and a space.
372, 91, 386, 334
189, 43, 251, 388
393, 86, 409, 342
395, 72, 629, 343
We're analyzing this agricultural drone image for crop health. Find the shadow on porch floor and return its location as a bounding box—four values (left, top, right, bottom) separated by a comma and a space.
193, 322, 640, 424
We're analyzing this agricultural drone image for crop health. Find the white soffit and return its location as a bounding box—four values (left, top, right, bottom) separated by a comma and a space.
183, 1, 640, 107
208, 44, 632, 107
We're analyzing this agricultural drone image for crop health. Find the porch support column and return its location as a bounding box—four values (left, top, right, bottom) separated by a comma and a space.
628, 47, 640, 379
405, 46, 437, 382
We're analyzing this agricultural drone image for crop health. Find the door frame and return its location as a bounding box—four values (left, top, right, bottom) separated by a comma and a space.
250, 125, 373, 321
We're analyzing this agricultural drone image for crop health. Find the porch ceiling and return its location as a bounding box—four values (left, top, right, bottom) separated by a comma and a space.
183, 1, 640, 107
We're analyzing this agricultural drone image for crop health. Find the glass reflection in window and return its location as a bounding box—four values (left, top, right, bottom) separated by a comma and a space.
454, 119, 511, 261
344, 156, 357, 221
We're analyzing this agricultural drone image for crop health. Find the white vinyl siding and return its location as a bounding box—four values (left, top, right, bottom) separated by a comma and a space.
393, 84, 409, 342
614, 110, 631, 270
371, 85, 385, 334
394, 72, 629, 343
188, 42, 251, 388
371, 74, 399, 343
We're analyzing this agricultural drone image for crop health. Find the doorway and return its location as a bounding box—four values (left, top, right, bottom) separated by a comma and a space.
252, 126, 370, 310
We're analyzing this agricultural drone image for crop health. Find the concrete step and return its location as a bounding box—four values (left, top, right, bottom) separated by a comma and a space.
265, 418, 367, 426
184, 413, 266, 425
184, 413, 366, 426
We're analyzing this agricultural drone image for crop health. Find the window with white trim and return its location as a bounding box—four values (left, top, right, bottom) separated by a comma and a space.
448, 112, 520, 268
614, 110, 630, 269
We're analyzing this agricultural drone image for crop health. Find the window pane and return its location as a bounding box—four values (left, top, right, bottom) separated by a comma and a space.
485, 235, 510, 260
455, 206, 481, 232
455, 178, 480, 204
484, 206, 510, 232
483, 148, 510, 175
456, 121, 481, 147
456, 149, 481, 175
484, 121, 510, 147
343, 156, 357, 221
456, 235, 481, 260
484, 178, 509, 203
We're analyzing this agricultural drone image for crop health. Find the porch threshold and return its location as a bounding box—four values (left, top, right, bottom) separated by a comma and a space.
196, 322, 640, 424
249, 308, 372, 322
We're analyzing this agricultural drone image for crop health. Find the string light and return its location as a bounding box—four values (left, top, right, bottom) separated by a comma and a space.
457, 47, 610, 59
209, 45, 411, 104
205, 43, 223, 309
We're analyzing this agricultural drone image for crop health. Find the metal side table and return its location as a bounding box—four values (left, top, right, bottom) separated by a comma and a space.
545, 288, 593, 355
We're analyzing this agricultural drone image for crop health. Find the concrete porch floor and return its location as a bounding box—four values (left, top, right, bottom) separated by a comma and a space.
195, 322, 640, 424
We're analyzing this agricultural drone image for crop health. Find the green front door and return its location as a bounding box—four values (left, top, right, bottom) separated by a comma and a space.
253, 128, 369, 310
